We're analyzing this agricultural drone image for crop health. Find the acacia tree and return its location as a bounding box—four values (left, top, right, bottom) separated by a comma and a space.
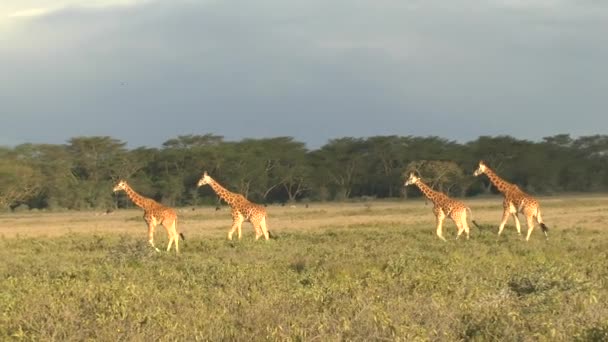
405, 160, 470, 197
314, 137, 367, 200
162, 134, 224, 184
162, 134, 224, 150
365, 136, 409, 198
219, 140, 272, 201
248, 138, 296, 200
10, 144, 77, 209
4, 133, 608, 209
0, 156, 41, 209
112, 148, 151, 180
466, 136, 528, 194
67, 136, 129, 208
265, 138, 311, 202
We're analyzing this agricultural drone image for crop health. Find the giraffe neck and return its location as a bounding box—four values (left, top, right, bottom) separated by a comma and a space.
207, 178, 239, 207
483, 167, 512, 193
414, 180, 442, 204
123, 184, 150, 209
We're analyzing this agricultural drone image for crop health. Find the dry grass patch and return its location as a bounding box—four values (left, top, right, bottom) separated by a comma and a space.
5, 194, 607, 239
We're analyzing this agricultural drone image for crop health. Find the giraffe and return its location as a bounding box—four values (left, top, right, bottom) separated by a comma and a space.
404, 172, 478, 241
197, 171, 271, 240
113, 180, 184, 253
473, 160, 548, 241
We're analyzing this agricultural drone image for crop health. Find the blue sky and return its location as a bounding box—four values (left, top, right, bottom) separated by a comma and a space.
1, 0, 607, 148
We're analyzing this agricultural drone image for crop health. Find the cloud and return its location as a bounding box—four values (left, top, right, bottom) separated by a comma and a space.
1, 1, 145, 23
0, 0, 607, 148
9, 8, 51, 18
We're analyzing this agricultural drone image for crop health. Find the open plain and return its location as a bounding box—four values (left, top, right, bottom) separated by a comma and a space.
1, 195, 608, 341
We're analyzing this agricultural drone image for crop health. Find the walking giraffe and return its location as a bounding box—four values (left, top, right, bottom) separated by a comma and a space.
113, 180, 184, 253
197, 171, 271, 240
404, 172, 478, 241
473, 160, 548, 241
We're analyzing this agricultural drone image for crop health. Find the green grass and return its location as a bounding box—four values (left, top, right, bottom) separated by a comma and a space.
1, 223, 608, 341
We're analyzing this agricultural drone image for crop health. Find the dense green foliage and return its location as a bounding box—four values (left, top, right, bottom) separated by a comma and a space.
1, 225, 607, 340
2, 133, 608, 210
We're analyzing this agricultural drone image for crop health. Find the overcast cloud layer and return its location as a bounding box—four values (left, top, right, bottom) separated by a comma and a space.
1, 0, 607, 148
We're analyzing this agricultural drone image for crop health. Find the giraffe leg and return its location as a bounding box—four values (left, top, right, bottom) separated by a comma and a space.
453, 213, 464, 240
147, 222, 160, 252
461, 216, 470, 240
455, 220, 464, 240
162, 221, 171, 252
252, 215, 268, 241
512, 213, 522, 236
167, 235, 173, 252
228, 222, 238, 240
174, 230, 179, 253
465, 210, 471, 239
253, 221, 263, 240
237, 220, 244, 240
497, 210, 510, 236
228, 212, 244, 240
171, 219, 179, 253
260, 216, 269, 240
435, 210, 447, 242
164, 220, 178, 253
454, 210, 469, 240
166, 235, 174, 252
525, 215, 535, 242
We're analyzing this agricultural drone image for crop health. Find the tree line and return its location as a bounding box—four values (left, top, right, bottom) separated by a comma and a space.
1, 133, 607, 211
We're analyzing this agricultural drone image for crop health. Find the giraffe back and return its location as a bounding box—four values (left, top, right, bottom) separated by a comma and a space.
234, 196, 266, 220
504, 186, 539, 215
435, 194, 468, 217
144, 200, 177, 223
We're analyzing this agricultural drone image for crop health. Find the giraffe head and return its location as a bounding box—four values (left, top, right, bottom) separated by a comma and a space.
112, 179, 128, 192
473, 160, 488, 176
197, 171, 212, 188
404, 172, 420, 187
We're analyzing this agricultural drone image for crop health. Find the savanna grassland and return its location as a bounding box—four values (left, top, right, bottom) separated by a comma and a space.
1, 195, 608, 341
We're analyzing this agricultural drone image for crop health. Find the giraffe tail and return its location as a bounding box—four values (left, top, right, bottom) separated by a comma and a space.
536, 208, 549, 239
261, 216, 277, 239
466, 207, 481, 229
175, 218, 185, 240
